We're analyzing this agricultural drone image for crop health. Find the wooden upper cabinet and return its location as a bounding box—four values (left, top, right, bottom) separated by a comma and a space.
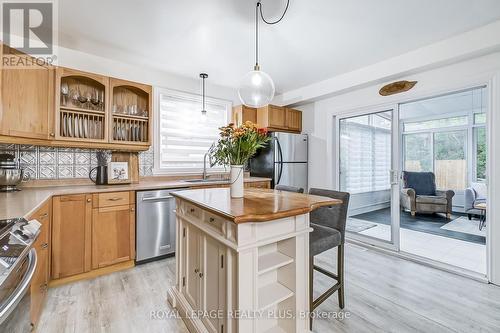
91, 203, 135, 269
256, 104, 302, 133
0, 44, 55, 140
51, 194, 92, 279
285, 107, 302, 132
109, 78, 152, 146
258, 105, 287, 130
232, 105, 257, 126
55, 67, 109, 143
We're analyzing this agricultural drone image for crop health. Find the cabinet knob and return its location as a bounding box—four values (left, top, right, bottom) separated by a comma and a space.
130, 207, 135, 212
194, 268, 199, 274
49, 132, 55, 137
209, 217, 215, 223
41, 243, 48, 249
199, 272, 204, 278
87, 198, 92, 203
40, 213, 49, 219
190, 208, 195, 213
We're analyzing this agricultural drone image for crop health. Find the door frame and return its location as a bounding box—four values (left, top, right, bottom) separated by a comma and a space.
335, 104, 401, 252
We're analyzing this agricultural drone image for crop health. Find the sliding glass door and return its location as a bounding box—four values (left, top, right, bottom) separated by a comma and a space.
337, 86, 488, 276
399, 87, 487, 275
338, 109, 400, 249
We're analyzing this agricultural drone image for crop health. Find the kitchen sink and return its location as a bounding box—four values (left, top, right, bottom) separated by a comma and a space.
183, 179, 228, 183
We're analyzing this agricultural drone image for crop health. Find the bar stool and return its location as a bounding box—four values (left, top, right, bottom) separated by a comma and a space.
308, 188, 350, 330
275, 185, 304, 193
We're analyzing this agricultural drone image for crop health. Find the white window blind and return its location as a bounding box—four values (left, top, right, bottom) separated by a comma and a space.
154, 89, 231, 174
340, 114, 391, 194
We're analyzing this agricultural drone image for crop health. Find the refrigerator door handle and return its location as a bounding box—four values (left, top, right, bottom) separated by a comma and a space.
276, 137, 284, 184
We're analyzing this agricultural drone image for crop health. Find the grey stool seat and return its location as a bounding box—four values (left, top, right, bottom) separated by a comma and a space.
275, 185, 304, 193
310, 223, 342, 256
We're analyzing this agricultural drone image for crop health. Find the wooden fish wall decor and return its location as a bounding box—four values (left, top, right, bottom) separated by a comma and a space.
379, 80, 417, 96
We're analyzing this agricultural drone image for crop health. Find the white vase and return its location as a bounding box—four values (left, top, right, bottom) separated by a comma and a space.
230, 165, 244, 198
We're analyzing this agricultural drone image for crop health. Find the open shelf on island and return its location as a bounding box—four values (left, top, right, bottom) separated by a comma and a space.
258, 252, 294, 275
258, 282, 294, 311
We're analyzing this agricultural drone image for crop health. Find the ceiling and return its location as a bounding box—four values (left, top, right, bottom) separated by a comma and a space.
58, 0, 500, 94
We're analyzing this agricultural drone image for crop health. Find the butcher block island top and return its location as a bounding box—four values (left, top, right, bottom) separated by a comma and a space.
170, 187, 341, 223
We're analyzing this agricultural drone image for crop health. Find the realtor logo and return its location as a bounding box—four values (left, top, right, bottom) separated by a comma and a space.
2, 1, 53, 54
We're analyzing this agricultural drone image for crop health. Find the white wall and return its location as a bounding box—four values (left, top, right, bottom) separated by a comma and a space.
295, 52, 500, 284
349, 190, 391, 216
56, 46, 239, 104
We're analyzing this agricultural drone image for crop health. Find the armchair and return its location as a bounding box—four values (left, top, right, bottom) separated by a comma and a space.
464, 182, 487, 220
400, 171, 455, 219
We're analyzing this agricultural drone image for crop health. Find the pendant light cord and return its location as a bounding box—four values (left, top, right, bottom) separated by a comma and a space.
255, 0, 290, 69
258, 0, 290, 25
255, 3, 259, 68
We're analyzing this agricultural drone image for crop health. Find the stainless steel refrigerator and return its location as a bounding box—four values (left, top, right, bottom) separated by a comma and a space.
249, 132, 308, 190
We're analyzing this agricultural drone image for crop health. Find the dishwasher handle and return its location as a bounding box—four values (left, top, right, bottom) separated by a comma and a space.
141, 195, 174, 202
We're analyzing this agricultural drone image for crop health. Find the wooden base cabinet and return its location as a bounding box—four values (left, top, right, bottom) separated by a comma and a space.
29, 199, 51, 329
91, 204, 135, 269
51, 191, 136, 283
51, 194, 92, 279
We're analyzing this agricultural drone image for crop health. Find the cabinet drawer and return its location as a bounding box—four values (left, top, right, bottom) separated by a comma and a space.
96, 192, 130, 208
185, 203, 202, 220
204, 212, 225, 235
246, 181, 270, 189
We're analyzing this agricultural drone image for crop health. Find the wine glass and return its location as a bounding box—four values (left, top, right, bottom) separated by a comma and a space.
70, 88, 80, 107
90, 89, 100, 110
77, 85, 88, 107
84, 90, 92, 109
61, 82, 69, 106
99, 90, 105, 111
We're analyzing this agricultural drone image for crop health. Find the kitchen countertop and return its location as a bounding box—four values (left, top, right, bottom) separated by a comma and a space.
171, 187, 341, 223
0, 177, 271, 220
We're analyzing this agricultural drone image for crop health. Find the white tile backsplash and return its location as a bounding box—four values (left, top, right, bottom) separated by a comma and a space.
0, 144, 154, 179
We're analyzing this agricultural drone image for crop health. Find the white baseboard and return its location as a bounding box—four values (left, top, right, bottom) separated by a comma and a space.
167, 287, 208, 333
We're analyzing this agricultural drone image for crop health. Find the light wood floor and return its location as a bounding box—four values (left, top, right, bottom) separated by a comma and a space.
38, 244, 500, 333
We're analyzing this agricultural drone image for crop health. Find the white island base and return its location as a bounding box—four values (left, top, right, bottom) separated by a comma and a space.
166, 189, 332, 333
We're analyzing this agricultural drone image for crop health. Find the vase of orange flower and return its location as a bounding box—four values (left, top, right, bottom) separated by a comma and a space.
210, 121, 270, 198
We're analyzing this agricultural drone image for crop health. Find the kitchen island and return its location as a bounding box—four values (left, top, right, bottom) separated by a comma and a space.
168, 188, 341, 333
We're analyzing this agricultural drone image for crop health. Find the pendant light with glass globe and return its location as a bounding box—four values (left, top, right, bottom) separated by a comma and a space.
237, 0, 290, 108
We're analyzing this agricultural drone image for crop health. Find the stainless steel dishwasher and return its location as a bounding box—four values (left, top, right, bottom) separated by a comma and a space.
136, 188, 187, 263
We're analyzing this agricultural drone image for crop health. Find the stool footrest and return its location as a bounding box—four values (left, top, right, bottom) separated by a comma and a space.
312, 282, 341, 309
313, 265, 338, 280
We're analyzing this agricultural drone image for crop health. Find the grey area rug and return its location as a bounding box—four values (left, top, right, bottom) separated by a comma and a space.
441, 216, 486, 237
347, 218, 377, 233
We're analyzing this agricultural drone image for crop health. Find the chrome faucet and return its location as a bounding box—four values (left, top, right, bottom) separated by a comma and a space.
202, 152, 210, 180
